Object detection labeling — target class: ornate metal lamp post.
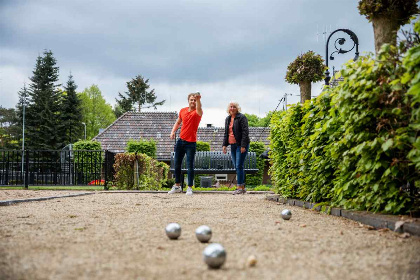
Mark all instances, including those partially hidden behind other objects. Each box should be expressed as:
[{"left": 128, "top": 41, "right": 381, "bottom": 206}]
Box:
[{"left": 325, "top": 29, "right": 360, "bottom": 85}]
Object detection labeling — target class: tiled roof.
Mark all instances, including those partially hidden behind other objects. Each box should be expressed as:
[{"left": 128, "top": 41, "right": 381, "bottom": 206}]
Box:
[{"left": 93, "top": 112, "right": 270, "bottom": 160}]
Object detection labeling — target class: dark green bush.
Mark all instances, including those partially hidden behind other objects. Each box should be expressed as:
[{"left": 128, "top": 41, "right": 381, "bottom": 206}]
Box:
[
  {"left": 269, "top": 22, "right": 420, "bottom": 214},
  {"left": 246, "top": 141, "right": 266, "bottom": 186},
  {"left": 126, "top": 139, "right": 157, "bottom": 158}
]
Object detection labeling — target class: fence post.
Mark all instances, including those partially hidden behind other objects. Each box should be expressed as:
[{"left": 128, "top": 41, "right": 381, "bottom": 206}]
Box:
[
  {"left": 104, "top": 150, "right": 109, "bottom": 190},
  {"left": 25, "top": 150, "right": 29, "bottom": 189}
]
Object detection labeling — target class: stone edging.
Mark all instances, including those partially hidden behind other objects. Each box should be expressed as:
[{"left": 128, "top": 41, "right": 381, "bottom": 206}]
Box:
[
  {"left": 266, "top": 194, "right": 420, "bottom": 237},
  {"left": 0, "top": 192, "right": 96, "bottom": 206}
]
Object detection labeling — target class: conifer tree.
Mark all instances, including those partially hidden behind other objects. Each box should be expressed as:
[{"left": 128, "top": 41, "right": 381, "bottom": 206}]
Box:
[
  {"left": 115, "top": 75, "right": 165, "bottom": 114},
  {"left": 26, "top": 50, "right": 63, "bottom": 150},
  {"left": 61, "top": 73, "right": 83, "bottom": 145}
]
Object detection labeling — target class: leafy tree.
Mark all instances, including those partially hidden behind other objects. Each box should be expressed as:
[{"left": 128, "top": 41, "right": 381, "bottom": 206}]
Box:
[
  {"left": 285, "top": 51, "right": 326, "bottom": 104},
  {"left": 358, "top": 0, "right": 419, "bottom": 54},
  {"left": 61, "top": 74, "right": 83, "bottom": 145},
  {"left": 115, "top": 75, "right": 165, "bottom": 114},
  {"left": 25, "top": 50, "right": 64, "bottom": 150},
  {"left": 244, "top": 112, "right": 273, "bottom": 127},
  {"left": 0, "top": 106, "right": 19, "bottom": 149},
  {"left": 79, "top": 85, "right": 116, "bottom": 139}
]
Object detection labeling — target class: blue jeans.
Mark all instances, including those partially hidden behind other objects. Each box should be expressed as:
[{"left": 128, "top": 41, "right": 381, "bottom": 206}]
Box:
[
  {"left": 230, "top": 143, "right": 249, "bottom": 186},
  {"left": 174, "top": 139, "right": 196, "bottom": 187}
]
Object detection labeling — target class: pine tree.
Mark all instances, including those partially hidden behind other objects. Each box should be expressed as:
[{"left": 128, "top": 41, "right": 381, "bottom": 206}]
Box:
[
  {"left": 26, "top": 50, "right": 62, "bottom": 150},
  {"left": 115, "top": 75, "right": 165, "bottom": 114},
  {"left": 14, "top": 84, "right": 30, "bottom": 147},
  {"left": 61, "top": 73, "right": 83, "bottom": 145}
]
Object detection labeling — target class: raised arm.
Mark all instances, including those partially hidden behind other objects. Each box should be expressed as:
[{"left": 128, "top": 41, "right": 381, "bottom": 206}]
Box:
[
  {"left": 170, "top": 117, "right": 182, "bottom": 139},
  {"left": 195, "top": 94, "right": 203, "bottom": 116}
]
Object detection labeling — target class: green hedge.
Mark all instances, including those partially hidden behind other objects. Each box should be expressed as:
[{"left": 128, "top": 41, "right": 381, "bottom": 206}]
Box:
[
  {"left": 126, "top": 139, "right": 156, "bottom": 158},
  {"left": 246, "top": 142, "right": 266, "bottom": 186},
  {"left": 73, "top": 140, "right": 103, "bottom": 183},
  {"left": 269, "top": 23, "right": 420, "bottom": 214},
  {"left": 113, "top": 153, "right": 169, "bottom": 190}
]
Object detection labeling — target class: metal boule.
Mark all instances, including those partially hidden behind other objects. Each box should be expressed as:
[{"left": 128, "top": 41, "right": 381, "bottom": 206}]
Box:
[
  {"left": 165, "top": 223, "right": 181, "bottom": 239},
  {"left": 203, "top": 243, "right": 226, "bottom": 269},
  {"left": 195, "top": 225, "right": 212, "bottom": 243},
  {"left": 281, "top": 209, "right": 292, "bottom": 220}
]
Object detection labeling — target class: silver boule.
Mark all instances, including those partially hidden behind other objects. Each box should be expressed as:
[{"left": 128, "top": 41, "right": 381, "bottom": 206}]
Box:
[
  {"left": 203, "top": 243, "right": 226, "bottom": 269},
  {"left": 195, "top": 225, "right": 212, "bottom": 243},
  {"left": 281, "top": 209, "right": 292, "bottom": 220},
  {"left": 165, "top": 223, "right": 181, "bottom": 239}
]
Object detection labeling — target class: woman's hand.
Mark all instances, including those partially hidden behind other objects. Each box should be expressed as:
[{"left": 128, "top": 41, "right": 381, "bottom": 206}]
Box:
[
  {"left": 222, "top": 146, "right": 227, "bottom": 154},
  {"left": 241, "top": 147, "right": 246, "bottom": 153}
]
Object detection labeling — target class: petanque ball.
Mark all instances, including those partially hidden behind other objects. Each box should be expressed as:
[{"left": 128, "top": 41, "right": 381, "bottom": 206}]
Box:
[
  {"left": 281, "top": 209, "right": 292, "bottom": 220},
  {"left": 203, "top": 243, "right": 226, "bottom": 269},
  {"left": 195, "top": 225, "right": 212, "bottom": 243},
  {"left": 165, "top": 223, "right": 181, "bottom": 239}
]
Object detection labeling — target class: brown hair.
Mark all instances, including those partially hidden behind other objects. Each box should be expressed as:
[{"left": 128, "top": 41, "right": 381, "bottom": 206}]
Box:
[{"left": 187, "top": 93, "right": 198, "bottom": 101}]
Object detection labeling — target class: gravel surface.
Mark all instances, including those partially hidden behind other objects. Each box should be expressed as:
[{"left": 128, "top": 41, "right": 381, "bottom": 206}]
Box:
[{"left": 0, "top": 191, "right": 419, "bottom": 280}]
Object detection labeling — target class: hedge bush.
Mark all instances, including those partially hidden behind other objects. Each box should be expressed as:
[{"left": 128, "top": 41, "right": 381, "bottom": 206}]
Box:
[
  {"left": 73, "top": 140, "right": 103, "bottom": 183},
  {"left": 269, "top": 22, "right": 420, "bottom": 214},
  {"left": 126, "top": 139, "right": 156, "bottom": 158},
  {"left": 113, "top": 153, "right": 169, "bottom": 190},
  {"left": 246, "top": 141, "right": 266, "bottom": 186}
]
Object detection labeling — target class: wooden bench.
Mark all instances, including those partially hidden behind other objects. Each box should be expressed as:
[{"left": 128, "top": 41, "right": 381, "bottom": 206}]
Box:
[{"left": 169, "top": 151, "right": 259, "bottom": 190}]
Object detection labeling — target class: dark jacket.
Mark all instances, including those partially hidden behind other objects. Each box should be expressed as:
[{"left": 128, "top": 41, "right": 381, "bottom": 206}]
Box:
[{"left": 223, "top": 112, "right": 250, "bottom": 148}]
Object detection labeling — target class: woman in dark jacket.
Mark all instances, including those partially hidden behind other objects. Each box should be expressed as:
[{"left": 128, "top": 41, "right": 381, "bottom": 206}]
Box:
[{"left": 222, "top": 101, "right": 250, "bottom": 194}]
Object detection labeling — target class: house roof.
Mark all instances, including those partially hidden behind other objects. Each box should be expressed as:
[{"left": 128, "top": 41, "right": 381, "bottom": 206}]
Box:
[{"left": 93, "top": 112, "right": 270, "bottom": 160}]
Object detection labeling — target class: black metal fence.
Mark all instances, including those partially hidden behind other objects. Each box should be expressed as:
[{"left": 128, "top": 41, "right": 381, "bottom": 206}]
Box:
[{"left": 0, "top": 150, "right": 115, "bottom": 188}]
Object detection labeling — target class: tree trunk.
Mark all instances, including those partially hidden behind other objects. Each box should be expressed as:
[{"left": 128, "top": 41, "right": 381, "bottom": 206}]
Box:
[
  {"left": 299, "top": 81, "right": 311, "bottom": 103},
  {"left": 372, "top": 16, "right": 400, "bottom": 55}
]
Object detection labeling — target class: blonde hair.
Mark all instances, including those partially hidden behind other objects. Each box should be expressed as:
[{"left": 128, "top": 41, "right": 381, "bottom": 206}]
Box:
[{"left": 226, "top": 101, "right": 241, "bottom": 115}]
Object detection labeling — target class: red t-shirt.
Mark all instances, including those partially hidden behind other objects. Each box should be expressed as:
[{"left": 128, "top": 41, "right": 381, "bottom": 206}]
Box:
[{"left": 179, "top": 107, "right": 202, "bottom": 142}]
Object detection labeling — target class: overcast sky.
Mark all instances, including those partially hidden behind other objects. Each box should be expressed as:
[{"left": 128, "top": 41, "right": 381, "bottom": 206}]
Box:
[{"left": 0, "top": 0, "right": 413, "bottom": 127}]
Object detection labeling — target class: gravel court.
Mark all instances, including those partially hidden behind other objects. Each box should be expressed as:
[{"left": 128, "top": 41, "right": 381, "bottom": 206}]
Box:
[{"left": 0, "top": 192, "right": 419, "bottom": 280}]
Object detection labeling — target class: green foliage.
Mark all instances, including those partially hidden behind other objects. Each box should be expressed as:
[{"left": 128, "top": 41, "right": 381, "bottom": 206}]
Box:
[
  {"left": 79, "top": 85, "right": 116, "bottom": 139},
  {"left": 73, "top": 140, "right": 103, "bottom": 182},
  {"left": 403, "top": 20, "right": 420, "bottom": 185},
  {"left": 285, "top": 51, "right": 327, "bottom": 84},
  {"left": 194, "top": 141, "right": 211, "bottom": 186},
  {"left": 126, "top": 139, "right": 157, "bottom": 158},
  {"left": 358, "top": 0, "right": 419, "bottom": 25},
  {"left": 244, "top": 112, "right": 272, "bottom": 127},
  {"left": 246, "top": 142, "right": 266, "bottom": 186},
  {"left": 113, "top": 153, "right": 169, "bottom": 190},
  {"left": 61, "top": 74, "right": 83, "bottom": 144},
  {"left": 25, "top": 50, "right": 64, "bottom": 150},
  {"left": 115, "top": 75, "right": 165, "bottom": 114},
  {"left": 0, "top": 106, "right": 19, "bottom": 149},
  {"left": 196, "top": 141, "right": 211, "bottom": 152},
  {"left": 270, "top": 27, "right": 420, "bottom": 214}
]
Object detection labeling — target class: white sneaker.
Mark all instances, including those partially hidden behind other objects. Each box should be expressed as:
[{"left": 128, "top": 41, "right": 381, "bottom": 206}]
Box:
[
  {"left": 168, "top": 186, "right": 182, "bottom": 194},
  {"left": 186, "top": 187, "right": 193, "bottom": 196}
]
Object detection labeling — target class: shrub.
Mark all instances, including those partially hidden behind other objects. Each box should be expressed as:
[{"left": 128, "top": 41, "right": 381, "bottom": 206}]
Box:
[
  {"left": 126, "top": 139, "right": 156, "bottom": 158},
  {"left": 73, "top": 140, "right": 103, "bottom": 183},
  {"left": 113, "top": 153, "right": 169, "bottom": 190},
  {"left": 246, "top": 142, "right": 266, "bottom": 186},
  {"left": 270, "top": 23, "right": 420, "bottom": 214}
]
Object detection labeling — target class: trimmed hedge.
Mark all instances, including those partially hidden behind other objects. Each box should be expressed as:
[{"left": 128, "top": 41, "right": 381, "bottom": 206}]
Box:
[
  {"left": 269, "top": 23, "right": 420, "bottom": 214},
  {"left": 126, "top": 139, "right": 157, "bottom": 158},
  {"left": 113, "top": 153, "right": 169, "bottom": 190},
  {"left": 246, "top": 142, "right": 266, "bottom": 186}
]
